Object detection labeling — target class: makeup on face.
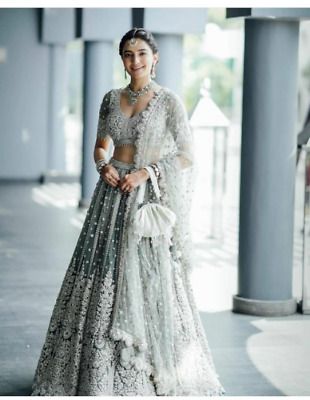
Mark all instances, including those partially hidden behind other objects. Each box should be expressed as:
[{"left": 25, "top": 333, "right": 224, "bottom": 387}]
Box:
[{"left": 123, "top": 40, "right": 154, "bottom": 70}]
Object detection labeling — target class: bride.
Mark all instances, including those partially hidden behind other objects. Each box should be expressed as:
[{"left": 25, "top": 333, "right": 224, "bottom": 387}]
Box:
[{"left": 31, "top": 27, "right": 226, "bottom": 396}]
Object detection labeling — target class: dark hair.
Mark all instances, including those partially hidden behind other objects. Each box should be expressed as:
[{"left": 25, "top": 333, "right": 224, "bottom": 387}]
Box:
[{"left": 119, "top": 27, "right": 159, "bottom": 56}]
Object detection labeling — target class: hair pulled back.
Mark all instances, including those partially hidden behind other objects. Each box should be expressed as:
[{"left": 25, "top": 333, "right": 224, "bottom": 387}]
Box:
[{"left": 119, "top": 27, "right": 159, "bottom": 56}]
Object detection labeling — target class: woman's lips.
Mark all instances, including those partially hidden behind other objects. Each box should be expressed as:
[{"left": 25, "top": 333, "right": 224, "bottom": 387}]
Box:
[{"left": 132, "top": 66, "right": 144, "bottom": 71}]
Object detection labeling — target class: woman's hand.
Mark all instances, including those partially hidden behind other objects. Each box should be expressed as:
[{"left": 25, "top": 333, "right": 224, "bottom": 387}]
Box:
[
  {"left": 119, "top": 169, "right": 149, "bottom": 193},
  {"left": 100, "top": 164, "right": 120, "bottom": 187}
]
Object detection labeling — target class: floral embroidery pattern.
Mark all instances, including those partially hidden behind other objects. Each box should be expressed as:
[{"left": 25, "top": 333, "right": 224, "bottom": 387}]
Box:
[{"left": 31, "top": 83, "right": 226, "bottom": 396}]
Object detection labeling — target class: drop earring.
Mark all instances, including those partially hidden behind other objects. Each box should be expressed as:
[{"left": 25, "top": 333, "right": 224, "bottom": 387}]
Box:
[
  {"left": 151, "top": 63, "right": 156, "bottom": 79},
  {"left": 124, "top": 68, "right": 127, "bottom": 79}
]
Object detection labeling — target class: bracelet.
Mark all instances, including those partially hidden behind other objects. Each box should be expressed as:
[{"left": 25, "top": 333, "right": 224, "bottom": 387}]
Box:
[
  {"left": 150, "top": 163, "right": 160, "bottom": 179},
  {"left": 151, "top": 164, "right": 159, "bottom": 179},
  {"left": 142, "top": 163, "right": 160, "bottom": 180},
  {"left": 96, "top": 159, "right": 108, "bottom": 174}
]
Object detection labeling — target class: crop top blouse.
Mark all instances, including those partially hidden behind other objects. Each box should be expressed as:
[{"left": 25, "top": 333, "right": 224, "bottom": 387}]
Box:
[
  {"left": 96, "top": 84, "right": 194, "bottom": 175},
  {"left": 96, "top": 88, "right": 148, "bottom": 147}
]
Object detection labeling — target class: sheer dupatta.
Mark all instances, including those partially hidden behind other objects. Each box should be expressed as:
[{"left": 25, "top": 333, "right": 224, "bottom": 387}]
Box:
[{"left": 107, "top": 83, "right": 222, "bottom": 395}]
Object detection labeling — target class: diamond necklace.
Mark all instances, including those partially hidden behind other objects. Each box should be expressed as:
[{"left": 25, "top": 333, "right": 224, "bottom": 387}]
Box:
[{"left": 125, "top": 80, "right": 154, "bottom": 105}]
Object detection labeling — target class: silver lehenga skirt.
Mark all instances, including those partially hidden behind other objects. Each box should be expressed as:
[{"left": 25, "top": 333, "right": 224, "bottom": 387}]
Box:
[
  {"left": 31, "top": 157, "right": 226, "bottom": 396},
  {"left": 31, "top": 158, "right": 157, "bottom": 396}
]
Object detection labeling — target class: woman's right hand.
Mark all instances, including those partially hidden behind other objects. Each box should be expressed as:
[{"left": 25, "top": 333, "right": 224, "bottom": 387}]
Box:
[{"left": 100, "top": 164, "right": 120, "bottom": 187}]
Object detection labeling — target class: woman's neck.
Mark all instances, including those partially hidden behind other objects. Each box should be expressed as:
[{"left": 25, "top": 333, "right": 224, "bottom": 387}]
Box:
[{"left": 129, "top": 78, "right": 152, "bottom": 92}]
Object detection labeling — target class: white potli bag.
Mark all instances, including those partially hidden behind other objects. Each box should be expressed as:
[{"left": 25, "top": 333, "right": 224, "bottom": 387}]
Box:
[{"left": 131, "top": 166, "right": 176, "bottom": 245}]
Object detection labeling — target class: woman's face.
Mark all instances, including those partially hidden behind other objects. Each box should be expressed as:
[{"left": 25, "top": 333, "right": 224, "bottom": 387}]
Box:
[{"left": 122, "top": 38, "right": 158, "bottom": 80}]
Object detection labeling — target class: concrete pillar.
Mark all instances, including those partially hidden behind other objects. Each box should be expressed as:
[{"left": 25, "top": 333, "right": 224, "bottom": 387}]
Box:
[
  {"left": 132, "top": 8, "right": 144, "bottom": 27},
  {"left": 233, "top": 19, "right": 299, "bottom": 316},
  {"left": 79, "top": 40, "right": 113, "bottom": 207},
  {"left": 47, "top": 44, "right": 67, "bottom": 173},
  {"left": 144, "top": 8, "right": 207, "bottom": 96},
  {"left": 153, "top": 33, "right": 183, "bottom": 96}
]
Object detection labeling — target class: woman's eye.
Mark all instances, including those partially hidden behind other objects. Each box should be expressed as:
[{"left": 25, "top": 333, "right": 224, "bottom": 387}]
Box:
[{"left": 124, "top": 52, "right": 146, "bottom": 58}]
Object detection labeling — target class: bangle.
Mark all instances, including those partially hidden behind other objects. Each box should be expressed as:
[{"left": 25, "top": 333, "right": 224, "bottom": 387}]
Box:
[
  {"left": 142, "top": 167, "right": 150, "bottom": 179},
  {"left": 150, "top": 163, "right": 160, "bottom": 179},
  {"left": 96, "top": 159, "right": 108, "bottom": 174}
]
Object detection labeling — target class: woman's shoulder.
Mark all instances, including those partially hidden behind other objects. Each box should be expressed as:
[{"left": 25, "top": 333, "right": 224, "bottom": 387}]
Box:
[
  {"left": 107, "top": 82, "right": 177, "bottom": 99},
  {"left": 101, "top": 87, "right": 122, "bottom": 101},
  {"left": 152, "top": 83, "right": 177, "bottom": 98},
  {"left": 99, "top": 88, "right": 121, "bottom": 110},
  {"left": 159, "top": 85, "right": 184, "bottom": 106},
  {"left": 102, "top": 84, "right": 183, "bottom": 109},
  {"left": 158, "top": 86, "right": 187, "bottom": 115},
  {"left": 100, "top": 89, "right": 113, "bottom": 105}
]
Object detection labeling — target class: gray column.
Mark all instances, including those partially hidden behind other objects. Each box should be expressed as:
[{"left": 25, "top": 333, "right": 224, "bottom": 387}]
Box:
[
  {"left": 80, "top": 40, "right": 113, "bottom": 207},
  {"left": 47, "top": 44, "right": 67, "bottom": 172},
  {"left": 233, "top": 19, "right": 299, "bottom": 316},
  {"left": 153, "top": 33, "right": 183, "bottom": 96}
]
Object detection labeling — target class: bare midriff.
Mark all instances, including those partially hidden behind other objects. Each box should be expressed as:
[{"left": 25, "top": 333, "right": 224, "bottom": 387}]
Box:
[{"left": 112, "top": 144, "right": 136, "bottom": 164}]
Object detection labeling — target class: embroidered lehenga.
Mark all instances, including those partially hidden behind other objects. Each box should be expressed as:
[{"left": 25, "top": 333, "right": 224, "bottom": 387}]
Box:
[{"left": 31, "top": 81, "right": 226, "bottom": 396}]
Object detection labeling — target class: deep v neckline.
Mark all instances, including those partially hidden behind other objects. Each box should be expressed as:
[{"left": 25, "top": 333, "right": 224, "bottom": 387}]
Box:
[{"left": 116, "top": 86, "right": 162, "bottom": 120}]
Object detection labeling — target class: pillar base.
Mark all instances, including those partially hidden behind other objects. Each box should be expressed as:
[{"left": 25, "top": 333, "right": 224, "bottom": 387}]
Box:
[
  {"left": 232, "top": 294, "right": 297, "bottom": 316},
  {"left": 40, "top": 171, "right": 79, "bottom": 184},
  {"left": 78, "top": 198, "right": 90, "bottom": 208}
]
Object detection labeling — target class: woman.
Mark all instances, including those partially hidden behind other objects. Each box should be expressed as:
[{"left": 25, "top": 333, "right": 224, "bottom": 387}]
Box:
[{"left": 31, "top": 28, "right": 226, "bottom": 396}]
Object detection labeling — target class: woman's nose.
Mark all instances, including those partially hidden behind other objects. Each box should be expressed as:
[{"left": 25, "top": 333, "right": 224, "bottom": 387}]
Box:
[{"left": 132, "top": 54, "right": 140, "bottom": 64}]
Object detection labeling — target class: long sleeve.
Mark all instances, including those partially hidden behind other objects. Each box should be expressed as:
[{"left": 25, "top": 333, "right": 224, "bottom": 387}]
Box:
[{"left": 96, "top": 90, "right": 113, "bottom": 140}]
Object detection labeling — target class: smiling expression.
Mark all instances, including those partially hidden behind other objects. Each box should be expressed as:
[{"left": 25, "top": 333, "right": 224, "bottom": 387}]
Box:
[{"left": 122, "top": 38, "right": 159, "bottom": 80}]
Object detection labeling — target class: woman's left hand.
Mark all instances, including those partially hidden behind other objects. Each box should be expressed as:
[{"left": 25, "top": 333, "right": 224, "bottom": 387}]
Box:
[{"left": 119, "top": 169, "right": 149, "bottom": 193}]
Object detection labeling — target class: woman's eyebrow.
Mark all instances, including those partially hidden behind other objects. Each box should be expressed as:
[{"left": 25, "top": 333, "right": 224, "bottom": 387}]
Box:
[{"left": 124, "top": 48, "right": 148, "bottom": 53}]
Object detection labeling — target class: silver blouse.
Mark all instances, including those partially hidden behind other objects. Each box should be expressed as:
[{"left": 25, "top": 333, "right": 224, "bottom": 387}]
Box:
[{"left": 97, "top": 88, "right": 147, "bottom": 147}]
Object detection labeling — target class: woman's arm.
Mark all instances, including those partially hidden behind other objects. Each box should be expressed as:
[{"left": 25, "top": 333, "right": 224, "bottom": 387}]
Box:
[
  {"left": 94, "top": 90, "right": 113, "bottom": 164},
  {"left": 94, "top": 136, "right": 111, "bottom": 163}
]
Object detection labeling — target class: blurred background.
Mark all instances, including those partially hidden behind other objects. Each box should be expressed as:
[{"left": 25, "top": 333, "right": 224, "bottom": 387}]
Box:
[{"left": 1, "top": 7, "right": 310, "bottom": 396}]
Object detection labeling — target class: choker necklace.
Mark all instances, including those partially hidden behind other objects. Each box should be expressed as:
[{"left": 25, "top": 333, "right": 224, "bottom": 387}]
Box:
[{"left": 125, "top": 80, "right": 154, "bottom": 105}]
